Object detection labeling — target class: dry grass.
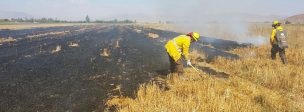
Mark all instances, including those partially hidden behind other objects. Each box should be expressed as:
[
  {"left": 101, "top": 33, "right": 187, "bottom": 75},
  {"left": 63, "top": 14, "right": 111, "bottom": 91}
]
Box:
[
  {"left": 0, "top": 37, "right": 16, "bottom": 44},
  {"left": 68, "top": 42, "right": 80, "bottom": 47},
  {"left": 106, "top": 24, "right": 304, "bottom": 111},
  {"left": 51, "top": 45, "right": 62, "bottom": 54},
  {"left": 26, "top": 31, "right": 69, "bottom": 39},
  {"left": 0, "top": 31, "right": 69, "bottom": 44},
  {"left": 115, "top": 40, "right": 121, "bottom": 48},
  {"left": 106, "top": 69, "right": 299, "bottom": 112},
  {"left": 212, "top": 45, "right": 304, "bottom": 105},
  {"left": 147, "top": 33, "right": 160, "bottom": 39},
  {"left": 101, "top": 48, "right": 110, "bottom": 57},
  {"left": 0, "top": 23, "right": 88, "bottom": 30}
]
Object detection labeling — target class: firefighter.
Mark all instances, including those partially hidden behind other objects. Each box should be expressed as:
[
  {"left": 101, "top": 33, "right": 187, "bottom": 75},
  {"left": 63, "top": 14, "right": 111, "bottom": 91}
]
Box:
[
  {"left": 270, "top": 21, "right": 288, "bottom": 64},
  {"left": 165, "top": 32, "right": 200, "bottom": 75}
]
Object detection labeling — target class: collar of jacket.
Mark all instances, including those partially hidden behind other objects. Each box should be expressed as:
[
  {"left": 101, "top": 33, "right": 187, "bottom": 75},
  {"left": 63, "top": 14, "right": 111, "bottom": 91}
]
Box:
[{"left": 276, "top": 26, "right": 283, "bottom": 31}]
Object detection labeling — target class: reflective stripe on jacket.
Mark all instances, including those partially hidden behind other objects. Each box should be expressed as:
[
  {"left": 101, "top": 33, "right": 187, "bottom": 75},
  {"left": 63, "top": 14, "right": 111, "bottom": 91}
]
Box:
[
  {"left": 270, "top": 26, "right": 284, "bottom": 45},
  {"left": 165, "top": 35, "right": 191, "bottom": 62}
]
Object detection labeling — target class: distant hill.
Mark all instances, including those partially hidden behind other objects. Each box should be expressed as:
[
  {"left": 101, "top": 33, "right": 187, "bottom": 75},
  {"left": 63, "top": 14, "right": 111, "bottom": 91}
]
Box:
[
  {"left": 0, "top": 11, "right": 33, "bottom": 19},
  {"left": 284, "top": 14, "right": 304, "bottom": 24}
]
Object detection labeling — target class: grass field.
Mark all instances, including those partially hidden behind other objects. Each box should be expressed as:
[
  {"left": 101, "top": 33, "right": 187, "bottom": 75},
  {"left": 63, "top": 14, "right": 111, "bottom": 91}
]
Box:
[
  {"left": 0, "top": 23, "right": 90, "bottom": 30},
  {"left": 106, "top": 24, "right": 304, "bottom": 111}
]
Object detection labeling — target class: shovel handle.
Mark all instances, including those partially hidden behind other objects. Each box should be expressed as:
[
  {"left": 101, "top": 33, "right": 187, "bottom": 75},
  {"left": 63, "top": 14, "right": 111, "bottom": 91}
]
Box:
[{"left": 190, "top": 65, "right": 200, "bottom": 73}]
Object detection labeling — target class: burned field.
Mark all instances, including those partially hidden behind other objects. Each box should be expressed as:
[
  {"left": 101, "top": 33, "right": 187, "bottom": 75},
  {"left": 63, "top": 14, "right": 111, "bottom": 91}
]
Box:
[{"left": 0, "top": 25, "right": 248, "bottom": 111}]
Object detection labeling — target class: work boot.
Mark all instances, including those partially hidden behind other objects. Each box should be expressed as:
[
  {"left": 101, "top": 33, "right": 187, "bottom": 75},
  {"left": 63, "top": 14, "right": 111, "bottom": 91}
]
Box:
[
  {"left": 282, "top": 59, "right": 288, "bottom": 64},
  {"left": 279, "top": 51, "right": 287, "bottom": 64}
]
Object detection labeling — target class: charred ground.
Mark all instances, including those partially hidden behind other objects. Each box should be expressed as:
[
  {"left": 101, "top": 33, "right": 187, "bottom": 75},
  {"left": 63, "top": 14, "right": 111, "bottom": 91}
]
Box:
[{"left": 0, "top": 24, "right": 248, "bottom": 111}]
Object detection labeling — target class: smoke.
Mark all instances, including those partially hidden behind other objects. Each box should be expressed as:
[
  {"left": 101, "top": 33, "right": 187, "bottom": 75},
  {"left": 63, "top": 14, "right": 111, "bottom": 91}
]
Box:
[
  {"left": 237, "top": 36, "right": 268, "bottom": 46},
  {"left": 152, "top": 0, "right": 276, "bottom": 45}
]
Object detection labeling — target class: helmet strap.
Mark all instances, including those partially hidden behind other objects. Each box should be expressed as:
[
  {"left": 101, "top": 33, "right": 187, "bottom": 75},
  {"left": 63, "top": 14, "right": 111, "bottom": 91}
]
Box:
[{"left": 187, "top": 32, "right": 193, "bottom": 38}]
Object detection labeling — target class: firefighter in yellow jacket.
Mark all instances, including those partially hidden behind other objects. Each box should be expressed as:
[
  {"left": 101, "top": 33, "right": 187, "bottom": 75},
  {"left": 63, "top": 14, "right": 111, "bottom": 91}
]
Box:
[
  {"left": 165, "top": 32, "right": 200, "bottom": 75},
  {"left": 270, "top": 21, "right": 287, "bottom": 64}
]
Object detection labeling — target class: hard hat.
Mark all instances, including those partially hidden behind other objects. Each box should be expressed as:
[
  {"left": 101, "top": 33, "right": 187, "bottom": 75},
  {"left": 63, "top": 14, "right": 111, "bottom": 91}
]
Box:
[
  {"left": 273, "top": 21, "right": 279, "bottom": 25},
  {"left": 187, "top": 32, "right": 200, "bottom": 41}
]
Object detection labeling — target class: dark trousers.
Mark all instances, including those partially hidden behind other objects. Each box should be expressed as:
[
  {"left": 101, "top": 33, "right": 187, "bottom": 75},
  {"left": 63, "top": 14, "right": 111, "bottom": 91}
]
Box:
[
  {"left": 271, "top": 44, "right": 287, "bottom": 64},
  {"left": 168, "top": 53, "right": 184, "bottom": 75}
]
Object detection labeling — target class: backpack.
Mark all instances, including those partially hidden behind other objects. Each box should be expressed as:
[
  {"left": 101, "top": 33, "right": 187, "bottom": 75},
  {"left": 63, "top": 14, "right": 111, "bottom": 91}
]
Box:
[{"left": 275, "top": 30, "right": 288, "bottom": 49}]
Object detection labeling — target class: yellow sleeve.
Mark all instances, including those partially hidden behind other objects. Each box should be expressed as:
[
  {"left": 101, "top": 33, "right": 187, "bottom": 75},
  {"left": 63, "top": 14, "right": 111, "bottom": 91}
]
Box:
[
  {"left": 270, "top": 29, "right": 276, "bottom": 44},
  {"left": 182, "top": 39, "right": 191, "bottom": 61}
]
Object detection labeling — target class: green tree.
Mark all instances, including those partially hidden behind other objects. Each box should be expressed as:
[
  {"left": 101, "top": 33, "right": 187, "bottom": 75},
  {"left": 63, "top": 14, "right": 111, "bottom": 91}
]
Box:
[
  {"left": 85, "top": 15, "right": 90, "bottom": 23},
  {"left": 285, "top": 21, "right": 291, "bottom": 24}
]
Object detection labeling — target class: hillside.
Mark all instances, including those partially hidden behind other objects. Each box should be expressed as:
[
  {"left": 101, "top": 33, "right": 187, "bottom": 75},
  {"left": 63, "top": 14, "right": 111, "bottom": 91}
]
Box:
[
  {"left": 285, "top": 14, "right": 304, "bottom": 24},
  {"left": 0, "top": 11, "right": 33, "bottom": 19}
]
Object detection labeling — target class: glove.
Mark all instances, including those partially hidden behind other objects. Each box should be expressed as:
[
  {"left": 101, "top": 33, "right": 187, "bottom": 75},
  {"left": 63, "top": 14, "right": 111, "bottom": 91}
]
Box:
[{"left": 187, "top": 60, "right": 192, "bottom": 66}]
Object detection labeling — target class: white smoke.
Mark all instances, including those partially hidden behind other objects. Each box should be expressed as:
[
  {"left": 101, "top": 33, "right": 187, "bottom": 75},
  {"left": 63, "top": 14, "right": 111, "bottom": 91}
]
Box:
[
  {"left": 152, "top": 0, "right": 278, "bottom": 46},
  {"left": 238, "top": 36, "right": 268, "bottom": 46}
]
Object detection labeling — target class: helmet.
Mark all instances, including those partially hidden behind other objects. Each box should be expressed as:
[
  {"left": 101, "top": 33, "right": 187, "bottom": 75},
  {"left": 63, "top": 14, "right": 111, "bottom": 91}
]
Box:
[
  {"left": 273, "top": 21, "right": 279, "bottom": 25},
  {"left": 187, "top": 32, "right": 200, "bottom": 41}
]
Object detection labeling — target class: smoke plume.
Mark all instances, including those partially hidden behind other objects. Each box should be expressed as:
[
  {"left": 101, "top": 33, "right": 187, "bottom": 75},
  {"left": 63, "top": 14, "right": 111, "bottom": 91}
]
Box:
[{"left": 152, "top": 0, "right": 281, "bottom": 45}]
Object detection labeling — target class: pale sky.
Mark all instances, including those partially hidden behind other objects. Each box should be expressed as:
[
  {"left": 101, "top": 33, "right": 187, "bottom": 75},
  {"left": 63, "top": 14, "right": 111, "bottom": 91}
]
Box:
[{"left": 0, "top": 0, "right": 303, "bottom": 21}]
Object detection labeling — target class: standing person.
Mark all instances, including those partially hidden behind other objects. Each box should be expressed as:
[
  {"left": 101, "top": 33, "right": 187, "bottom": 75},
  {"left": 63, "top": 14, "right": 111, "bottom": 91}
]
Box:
[
  {"left": 270, "top": 21, "right": 288, "bottom": 64},
  {"left": 165, "top": 32, "right": 200, "bottom": 76}
]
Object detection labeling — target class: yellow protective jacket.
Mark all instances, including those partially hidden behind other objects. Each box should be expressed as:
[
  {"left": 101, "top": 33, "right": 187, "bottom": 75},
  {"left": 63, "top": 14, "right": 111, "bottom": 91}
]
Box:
[
  {"left": 165, "top": 35, "right": 191, "bottom": 62},
  {"left": 270, "top": 26, "right": 284, "bottom": 45}
]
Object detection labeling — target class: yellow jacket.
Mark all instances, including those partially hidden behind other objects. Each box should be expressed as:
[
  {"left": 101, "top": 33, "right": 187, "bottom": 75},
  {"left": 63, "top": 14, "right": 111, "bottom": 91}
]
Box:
[
  {"left": 165, "top": 35, "right": 191, "bottom": 62},
  {"left": 270, "top": 26, "right": 284, "bottom": 45}
]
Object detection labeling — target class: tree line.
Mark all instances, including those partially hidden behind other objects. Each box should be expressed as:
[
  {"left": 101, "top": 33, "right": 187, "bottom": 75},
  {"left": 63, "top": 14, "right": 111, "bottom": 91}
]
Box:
[{"left": 0, "top": 15, "right": 136, "bottom": 24}]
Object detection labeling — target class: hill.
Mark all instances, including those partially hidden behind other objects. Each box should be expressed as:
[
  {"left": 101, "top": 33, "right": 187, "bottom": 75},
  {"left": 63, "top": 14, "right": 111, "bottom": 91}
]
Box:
[
  {"left": 0, "top": 11, "right": 33, "bottom": 19},
  {"left": 285, "top": 14, "right": 304, "bottom": 24}
]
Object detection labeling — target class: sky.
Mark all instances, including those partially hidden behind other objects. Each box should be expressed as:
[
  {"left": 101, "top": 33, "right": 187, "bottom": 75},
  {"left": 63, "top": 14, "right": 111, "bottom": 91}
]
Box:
[{"left": 0, "top": 0, "right": 304, "bottom": 21}]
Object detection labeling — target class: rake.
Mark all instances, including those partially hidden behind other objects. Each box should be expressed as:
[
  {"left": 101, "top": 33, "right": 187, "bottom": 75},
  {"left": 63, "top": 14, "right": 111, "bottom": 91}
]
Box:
[{"left": 189, "top": 64, "right": 205, "bottom": 78}]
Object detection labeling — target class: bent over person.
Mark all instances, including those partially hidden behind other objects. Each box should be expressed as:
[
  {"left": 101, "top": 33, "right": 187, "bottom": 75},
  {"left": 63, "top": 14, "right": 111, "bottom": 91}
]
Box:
[
  {"left": 270, "top": 21, "right": 288, "bottom": 64},
  {"left": 165, "top": 32, "right": 200, "bottom": 75}
]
